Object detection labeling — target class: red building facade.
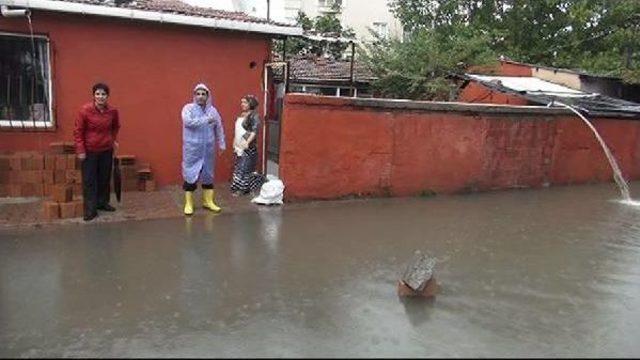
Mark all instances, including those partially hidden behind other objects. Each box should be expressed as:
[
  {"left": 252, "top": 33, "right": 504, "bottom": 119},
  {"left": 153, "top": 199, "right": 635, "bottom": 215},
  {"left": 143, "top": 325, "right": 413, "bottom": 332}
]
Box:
[{"left": 0, "top": 1, "right": 299, "bottom": 185}]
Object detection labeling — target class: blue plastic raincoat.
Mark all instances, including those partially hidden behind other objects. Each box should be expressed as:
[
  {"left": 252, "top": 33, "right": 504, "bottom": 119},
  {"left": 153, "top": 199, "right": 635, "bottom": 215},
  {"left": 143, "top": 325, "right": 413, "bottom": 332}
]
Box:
[{"left": 181, "top": 83, "right": 226, "bottom": 185}]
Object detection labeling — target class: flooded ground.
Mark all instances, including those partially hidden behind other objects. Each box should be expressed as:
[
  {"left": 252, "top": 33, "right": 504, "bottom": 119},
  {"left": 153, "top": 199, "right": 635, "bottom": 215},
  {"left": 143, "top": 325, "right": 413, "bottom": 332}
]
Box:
[{"left": 2, "top": 182, "right": 640, "bottom": 357}]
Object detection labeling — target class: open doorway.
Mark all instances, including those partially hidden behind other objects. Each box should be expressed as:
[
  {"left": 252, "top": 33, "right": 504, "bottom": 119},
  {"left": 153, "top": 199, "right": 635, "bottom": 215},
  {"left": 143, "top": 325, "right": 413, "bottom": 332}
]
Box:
[{"left": 262, "top": 61, "right": 288, "bottom": 177}]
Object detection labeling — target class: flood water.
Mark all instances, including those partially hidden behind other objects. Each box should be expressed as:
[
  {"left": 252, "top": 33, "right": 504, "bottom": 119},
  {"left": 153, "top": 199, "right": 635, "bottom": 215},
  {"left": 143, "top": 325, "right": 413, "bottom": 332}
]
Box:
[{"left": 2, "top": 182, "right": 640, "bottom": 357}]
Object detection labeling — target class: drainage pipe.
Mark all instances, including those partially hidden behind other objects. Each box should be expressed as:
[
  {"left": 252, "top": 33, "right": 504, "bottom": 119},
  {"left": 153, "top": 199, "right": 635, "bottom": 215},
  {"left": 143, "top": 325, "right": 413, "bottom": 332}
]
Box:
[
  {"left": 550, "top": 100, "right": 631, "bottom": 201},
  {"left": 1, "top": 5, "right": 30, "bottom": 17}
]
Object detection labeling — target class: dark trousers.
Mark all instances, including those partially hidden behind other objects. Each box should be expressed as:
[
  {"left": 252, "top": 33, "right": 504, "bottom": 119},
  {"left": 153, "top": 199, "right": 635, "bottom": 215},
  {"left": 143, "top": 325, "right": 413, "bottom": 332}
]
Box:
[
  {"left": 82, "top": 149, "right": 113, "bottom": 216},
  {"left": 183, "top": 182, "right": 213, "bottom": 191}
]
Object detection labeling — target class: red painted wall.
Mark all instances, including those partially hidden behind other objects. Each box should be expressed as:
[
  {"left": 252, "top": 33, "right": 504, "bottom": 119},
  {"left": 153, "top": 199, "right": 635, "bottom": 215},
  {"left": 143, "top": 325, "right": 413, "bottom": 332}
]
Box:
[
  {"left": 0, "top": 11, "right": 269, "bottom": 185},
  {"left": 458, "top": 81, "right": 529, "bottom": 105},
  {"left": 498, "top": 60, "right": 533, "bottom": 76},
  {"left": 280, "top": 95, "right": 640, "bottom": 200}
]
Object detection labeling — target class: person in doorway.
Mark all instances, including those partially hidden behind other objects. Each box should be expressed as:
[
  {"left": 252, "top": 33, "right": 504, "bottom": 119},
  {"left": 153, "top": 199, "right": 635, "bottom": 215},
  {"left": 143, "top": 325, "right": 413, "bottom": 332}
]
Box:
[
  {"left": 181, "top": 83, "right": 226, "bottom": 215},
  {"left": 230, "top": 95, "right": 265, "bottom": 196},
  {"left": 74, "top": 82, "right": 120, "bottom": 222}
]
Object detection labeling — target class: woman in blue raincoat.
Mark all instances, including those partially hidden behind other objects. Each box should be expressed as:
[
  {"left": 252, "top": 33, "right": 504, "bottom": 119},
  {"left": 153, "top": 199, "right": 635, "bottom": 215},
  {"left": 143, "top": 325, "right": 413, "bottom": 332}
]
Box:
[{"left": 182, "top": 83, "right": 226, "bottom": 215}]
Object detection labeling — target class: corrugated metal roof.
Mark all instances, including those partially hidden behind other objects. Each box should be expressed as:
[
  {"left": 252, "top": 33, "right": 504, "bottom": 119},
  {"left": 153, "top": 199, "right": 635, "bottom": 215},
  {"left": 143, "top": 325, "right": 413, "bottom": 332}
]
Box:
[
  {"left": 464, "top": 74, "right": 640, "bottom": 118},
  {"left": 467, "top": 75, "right": 593, "bottom": 98}
]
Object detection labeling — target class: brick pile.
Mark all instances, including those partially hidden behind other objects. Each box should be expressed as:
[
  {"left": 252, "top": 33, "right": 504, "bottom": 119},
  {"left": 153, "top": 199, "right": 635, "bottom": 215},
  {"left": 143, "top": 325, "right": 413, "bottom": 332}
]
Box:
[
  {"left": 0, "top": 142, "right": 82, "bottom": 199},
  {"left": 42, "top": 184, "right": 83, "bottom": 220},
  {"left": 117, "top": 155, "right": 156, "bottom": 192},
  {"left": 1, "top": 143, "right": 157, "bottom": 221},
  {"left": 46, "top": 142, "right": 84, "bottom": 220}
]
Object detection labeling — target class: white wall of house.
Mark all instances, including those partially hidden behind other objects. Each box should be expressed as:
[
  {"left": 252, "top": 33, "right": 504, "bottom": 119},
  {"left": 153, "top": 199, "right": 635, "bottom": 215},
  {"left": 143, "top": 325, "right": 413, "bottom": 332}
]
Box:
[
  {"left": 234, "top": 0, "right": 288, "bottom": 22},
  {"left": 180, "top": 0, "right": 289, "bottom": 23},
  {"left": 339, "top": 0, "right": 403, "bottom": 41},
  {"left": 283, "top": 0, "right": 403, "bottom": 41},
  {"left": 181, "top": 0, "right": 235, "bottom": 11},
  {"left": 182, "top": 0, "right": 401, "bottom": 40}
]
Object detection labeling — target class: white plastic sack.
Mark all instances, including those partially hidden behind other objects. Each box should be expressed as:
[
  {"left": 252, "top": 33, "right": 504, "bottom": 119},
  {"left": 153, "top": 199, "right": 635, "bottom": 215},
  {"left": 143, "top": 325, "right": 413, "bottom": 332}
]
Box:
[{"left": 251, "top": 175, "right": 284, "bottom": 205}]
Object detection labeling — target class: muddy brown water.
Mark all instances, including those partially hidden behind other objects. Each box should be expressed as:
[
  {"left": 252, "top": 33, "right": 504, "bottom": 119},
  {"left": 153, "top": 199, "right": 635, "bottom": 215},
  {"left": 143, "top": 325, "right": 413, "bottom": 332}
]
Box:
[{"left": 2, "top": 182, "right": 640, "bottom": 357}]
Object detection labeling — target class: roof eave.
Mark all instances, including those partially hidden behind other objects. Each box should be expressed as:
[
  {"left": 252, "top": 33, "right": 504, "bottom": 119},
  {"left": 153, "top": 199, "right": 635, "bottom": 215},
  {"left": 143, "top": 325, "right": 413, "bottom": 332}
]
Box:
[
  {"left": 0, "top": 0, "right": 303, "bottom": 36},
  {"left": 291, "top": 77, "right": 375, "bottom": 84},
  {"left": 501, "top": 58, "right": 623, "bottom": 81},
  {"left": 461, "top": 74, "right": 640, "bottom": 119}
]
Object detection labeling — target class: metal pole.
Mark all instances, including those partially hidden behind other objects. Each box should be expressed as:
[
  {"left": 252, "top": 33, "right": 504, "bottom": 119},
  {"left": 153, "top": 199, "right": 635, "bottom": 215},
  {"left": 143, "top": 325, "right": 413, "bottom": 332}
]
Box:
[
  {"left": 285, "top": 60, "right": 291, "bottom": 94},
  {"left": 262, "top": 64, "right": 269, "bottom": 174},
  {"left": 266, "top": 0, "right": 270, "bottom": 21},
  {"left": 349, "top": 41, "right": 355, "bottom": 97},
  {"left": 282, "top": 37, "right": 287, "bottom": 61}
]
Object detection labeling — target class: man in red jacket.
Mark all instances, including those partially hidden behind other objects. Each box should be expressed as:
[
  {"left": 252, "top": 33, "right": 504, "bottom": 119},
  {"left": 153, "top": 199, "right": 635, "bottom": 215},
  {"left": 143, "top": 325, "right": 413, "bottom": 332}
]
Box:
[{"left": 74, "top": 82, "right": 120, "bottom": 221}]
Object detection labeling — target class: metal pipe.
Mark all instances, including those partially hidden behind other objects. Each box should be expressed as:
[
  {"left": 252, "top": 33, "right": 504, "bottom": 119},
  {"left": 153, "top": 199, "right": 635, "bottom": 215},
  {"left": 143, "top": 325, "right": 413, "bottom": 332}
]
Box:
[
  {"left": 1, "top": 5, "right": 30, "bottom": 17},
  {"left": 281, "top": 37, "right": 287, "bottom": 61},
  {"left": 349, "top": 41, "right": 355, "bottom": 97},
  {"left": 266, "top": 0, "right": 270, "bottom": 21}
]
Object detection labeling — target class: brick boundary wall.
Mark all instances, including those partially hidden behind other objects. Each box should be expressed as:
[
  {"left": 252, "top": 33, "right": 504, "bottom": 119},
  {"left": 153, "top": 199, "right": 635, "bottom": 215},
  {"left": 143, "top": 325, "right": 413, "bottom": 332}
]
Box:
[{"left": 279, "top": 94, "right": 640, "bottom": 200}]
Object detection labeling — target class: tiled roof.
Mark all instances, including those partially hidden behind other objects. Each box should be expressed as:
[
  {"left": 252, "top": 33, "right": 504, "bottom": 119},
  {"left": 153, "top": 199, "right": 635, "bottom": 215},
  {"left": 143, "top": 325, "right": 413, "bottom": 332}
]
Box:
[
  {"left": 47, "top": 0, "right": 295, "bottom": 27},
  {"left": 289, "top": 56, "right": 376, "bottom": 83}
]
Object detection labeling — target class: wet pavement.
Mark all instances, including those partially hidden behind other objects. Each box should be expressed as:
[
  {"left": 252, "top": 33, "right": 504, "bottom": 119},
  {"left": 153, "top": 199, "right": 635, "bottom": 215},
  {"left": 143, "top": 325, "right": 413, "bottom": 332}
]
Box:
[
  {"left": 0, "top": 184, "right": 262, "bottom": 230},
  {"left": 2, "top": 182, "right": 640, "bottom": 357}
]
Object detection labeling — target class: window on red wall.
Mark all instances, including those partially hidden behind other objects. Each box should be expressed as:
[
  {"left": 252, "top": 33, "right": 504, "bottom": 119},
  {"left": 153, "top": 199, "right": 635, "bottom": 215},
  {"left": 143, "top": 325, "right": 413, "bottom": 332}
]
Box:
[{"left": 0, "top": 32, "right": 53, "bottom": 130}]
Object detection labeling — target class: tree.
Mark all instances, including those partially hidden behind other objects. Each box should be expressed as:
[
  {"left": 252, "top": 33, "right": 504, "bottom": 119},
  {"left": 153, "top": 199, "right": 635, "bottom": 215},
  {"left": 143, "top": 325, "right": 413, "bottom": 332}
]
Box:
[
  {"left": 361, "top": 26, "right": 497, "bottom": 100},
  {"left": 386, "top": 0, "right": 640, "bottom": 83},
  {"left": 273, "top": 7, "right": 355, "bottom": 60},
  {"left": 362, "top": 0, "right": 640, "bottom": 99}
]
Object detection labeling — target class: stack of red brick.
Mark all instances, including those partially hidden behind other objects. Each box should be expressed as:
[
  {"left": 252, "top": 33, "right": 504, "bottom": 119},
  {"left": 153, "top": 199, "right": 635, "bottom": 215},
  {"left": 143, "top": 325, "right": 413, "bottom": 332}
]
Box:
[
  {"left": 42, "top": 184, "right": 84, "bottom": 220},
  {"left": 1, "top": 144, "right": 157, "bottom": 221},
  {"left": 118, "top": 155, "right": 156, "bottom": 192},
  {"left": 0, "top": 142, "right": 82, "bottom": 199},
  {"left": 44, "top": 142, "right": 84, "bottom": 220}
]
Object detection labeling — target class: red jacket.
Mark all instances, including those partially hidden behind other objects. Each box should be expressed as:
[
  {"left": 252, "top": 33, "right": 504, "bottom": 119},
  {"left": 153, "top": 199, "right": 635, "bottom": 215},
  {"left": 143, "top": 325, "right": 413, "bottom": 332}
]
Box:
[{"left": 74, "top": 102, "right": 120, "bottom": 154}]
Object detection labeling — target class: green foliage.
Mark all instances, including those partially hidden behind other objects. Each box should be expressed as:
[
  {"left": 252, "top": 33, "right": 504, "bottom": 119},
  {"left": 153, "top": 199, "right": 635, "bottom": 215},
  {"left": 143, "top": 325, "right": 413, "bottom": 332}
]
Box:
[
  {"left": 273, "top": 10, "right": 355, "bottom": 59},
  {"left": 361, "top": 26, "right": 496, "bottom": 100},
  {"left": 365, "top": 0, "right": 640, "bottom": 99},
  {"left": 394, "top": 0, "right": 639, "bottom": 75}
]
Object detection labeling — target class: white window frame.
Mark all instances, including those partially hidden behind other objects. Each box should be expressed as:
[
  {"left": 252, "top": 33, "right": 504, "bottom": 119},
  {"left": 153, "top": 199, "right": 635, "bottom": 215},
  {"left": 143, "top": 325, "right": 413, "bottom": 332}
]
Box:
[
  {"left": 372, "top": 22, "right": 389, "bottom": 39},
  {"left": 0, "top": 31, "right": 54, "bottom": 130},
  {"left": 292, "top": 83, "right": 359, "bottom": 97},
  {"left": 318, "top": 0, "right": 343, "bottom": 10}
]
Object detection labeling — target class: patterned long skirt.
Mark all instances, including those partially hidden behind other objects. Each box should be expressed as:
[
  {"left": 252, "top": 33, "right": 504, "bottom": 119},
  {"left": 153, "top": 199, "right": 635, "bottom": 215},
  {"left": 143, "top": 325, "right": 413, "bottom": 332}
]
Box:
[{"left": 230, "top": 146, "right": 265, "bottom": 194}]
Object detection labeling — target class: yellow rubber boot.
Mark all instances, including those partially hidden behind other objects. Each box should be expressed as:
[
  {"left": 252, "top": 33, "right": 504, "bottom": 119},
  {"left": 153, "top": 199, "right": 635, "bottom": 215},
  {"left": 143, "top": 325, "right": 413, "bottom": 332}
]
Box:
[
  {"left": 184, "top": 191, "right": 194, "bottom": 216},
  {"left": 203, "top": 189, "right": 222, "bottom": 212}
]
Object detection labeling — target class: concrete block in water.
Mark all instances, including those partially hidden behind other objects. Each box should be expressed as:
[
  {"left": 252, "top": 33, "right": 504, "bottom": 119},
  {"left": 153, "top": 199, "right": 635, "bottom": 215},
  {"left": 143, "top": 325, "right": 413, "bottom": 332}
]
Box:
[
  {"left": 402, "top": 252, "right": 436, "bottom": 291},
  {"left": 397, "top": 278, "right": 438, "bottom": 298},
  {"left": 398, "top": 252, "right": 438, "bottom": 298}
]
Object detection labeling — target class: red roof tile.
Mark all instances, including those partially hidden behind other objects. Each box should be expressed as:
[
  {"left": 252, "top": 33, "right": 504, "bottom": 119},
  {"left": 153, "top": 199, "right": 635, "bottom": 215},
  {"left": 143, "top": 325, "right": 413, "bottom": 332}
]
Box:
[
  {"left": 48, "top": 0, "right": 295, "bottom": 27},
  {"left": 289, "top": 56, "right": 376, "bottom": 82}
]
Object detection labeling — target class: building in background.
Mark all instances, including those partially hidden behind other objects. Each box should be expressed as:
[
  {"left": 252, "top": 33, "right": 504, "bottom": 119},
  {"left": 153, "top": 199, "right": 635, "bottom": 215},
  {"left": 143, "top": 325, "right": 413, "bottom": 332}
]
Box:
[
  {"left": 497, "top": 59, "right": 640, "bottom": 104},
  {"left": 283, "top": 0, "right": 402, "bottom": 41},
  {"left": 287, "top": 55, "right": 376, "bottom": 97}
]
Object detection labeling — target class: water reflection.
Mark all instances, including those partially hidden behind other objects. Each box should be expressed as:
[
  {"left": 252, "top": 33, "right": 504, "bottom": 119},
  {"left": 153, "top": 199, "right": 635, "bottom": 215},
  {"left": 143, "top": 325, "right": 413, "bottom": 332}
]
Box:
[
  {"left": 399, "top": 297, "right": 435, "bottom": 327},
  {"left": 179, "top": 217, "right": 218, "bottom": 325},
  {"left": 0, "top": 239, "right": 62, "bottom": 340},
  {"left": 257, "top": 207, "right": 282, "bottom": 255},
  {"left": 2, "top": 182, "right": 640, "bottom": 357}
]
